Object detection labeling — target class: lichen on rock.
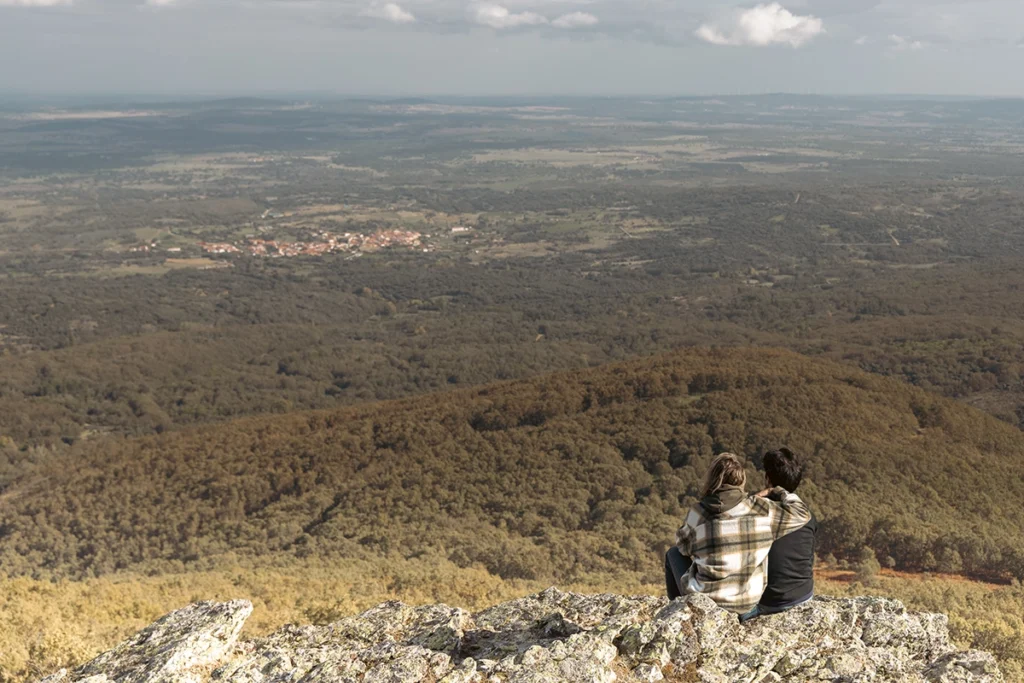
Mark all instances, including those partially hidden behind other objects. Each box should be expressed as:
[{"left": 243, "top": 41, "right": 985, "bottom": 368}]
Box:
[
  {"left": 38, "top": 589, "right": 1003, "bottom": 683},
  {"left": 39, "top": 600, "right": 252, "bottom": 683}
]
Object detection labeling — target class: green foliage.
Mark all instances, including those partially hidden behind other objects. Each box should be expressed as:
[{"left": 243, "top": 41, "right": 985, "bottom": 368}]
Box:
[
  {"left": 3, "top": 348, "right": 1024, "bottom": 586},
  {"left": 855, "top": 548, "right": 881, "bottom": 586}
]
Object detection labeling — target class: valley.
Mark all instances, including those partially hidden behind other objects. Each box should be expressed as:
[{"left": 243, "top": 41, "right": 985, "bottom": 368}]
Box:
[{"left": 2, "top": 95, "right": 1024, "bottom": 682}]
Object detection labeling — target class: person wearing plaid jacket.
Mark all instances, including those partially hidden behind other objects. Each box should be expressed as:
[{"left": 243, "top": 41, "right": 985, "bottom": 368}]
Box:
[{"left": 664, "top": 452, "right": 811, "bottom": 614}]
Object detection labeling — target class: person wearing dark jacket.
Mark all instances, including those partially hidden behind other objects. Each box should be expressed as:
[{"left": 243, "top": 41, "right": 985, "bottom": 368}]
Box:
[{"left": 739, "top": 447, "right": 818, "bottom": 623}]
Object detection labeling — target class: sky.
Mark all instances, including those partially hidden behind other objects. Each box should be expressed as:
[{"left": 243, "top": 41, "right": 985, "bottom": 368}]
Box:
[{"left": 2, "top": 0, "right": 1023, "bottom": 96}]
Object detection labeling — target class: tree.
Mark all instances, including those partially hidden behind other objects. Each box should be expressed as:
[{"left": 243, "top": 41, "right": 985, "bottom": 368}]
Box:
[
  {"left": 937, "top": 547, "right": 964, "bottom": 575},
  {"left": 856, "top": 547, "right": 882, "bottom": 586}
]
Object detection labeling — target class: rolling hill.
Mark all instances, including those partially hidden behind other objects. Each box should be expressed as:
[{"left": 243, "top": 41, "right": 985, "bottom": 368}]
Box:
[{"left": 2, "top": 347, "right": 1023, "bottom": 585}]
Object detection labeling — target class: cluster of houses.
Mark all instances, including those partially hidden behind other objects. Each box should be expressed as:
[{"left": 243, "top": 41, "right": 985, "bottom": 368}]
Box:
[
  {"left": 198, "top": 229, "right": 425, "bottom": 258},
  {"left": 128, "top": 218, "right": 477, "bottom": 260}
]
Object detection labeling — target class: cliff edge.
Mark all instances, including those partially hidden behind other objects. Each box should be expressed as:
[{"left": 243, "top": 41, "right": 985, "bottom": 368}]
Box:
[{"left": 38, "top": 588, "right": 1002, "bottom": 683}]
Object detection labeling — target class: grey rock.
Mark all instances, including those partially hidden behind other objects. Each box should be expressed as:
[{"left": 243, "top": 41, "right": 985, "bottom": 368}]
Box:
[
  {"left": 44, "top": 600, "right": 252, "bottom": 683},
  {"left": 630, "top": 664, "right": 663, "bottom": 682},
  {"left": 615, "top": 599, "right": 698, "bottom": 670},
  {"left": 38, "top": 590, "right": 1003, "bottom": 683},
  {"left": 925, "top": 650, "right": 1003, "bottom": 683},
  {"left": 36, "top": 672, "right": 68, "bottom": 683}
]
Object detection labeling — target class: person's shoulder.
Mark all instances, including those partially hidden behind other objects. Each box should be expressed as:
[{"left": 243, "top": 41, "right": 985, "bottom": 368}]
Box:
[
  {"left": 685, "top": 503, "right": 706, "bottom": 525},
  {"left": 744, "top": 494, "right": 773, "bottom": 515}
]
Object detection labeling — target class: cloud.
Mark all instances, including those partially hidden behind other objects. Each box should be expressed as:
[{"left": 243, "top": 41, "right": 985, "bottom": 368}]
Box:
[
  {"left": 552, "top": 11, "right": 598, "bottom": 29},
  {"left": 854, "top": 35, "right": 869, "bottom": 46},
  {"left": 472, "top": 5, "right": 598, "bottom": 32},
  {"left": 473, "top": 3, "right": 548, "bottom": 29},
  {"left": 0, "top": 0, "right": 70, "bottom": 6},
  {"left": 888, "top": 34, "right": 924, "bottom": 51},
  {"left": 145, "top": 0, "right": 178, "bottom": 7},
  {"left": 364, "top": 2, "right": 416, "bottom": 23},
  {"left": 696, "top": 3, "right": 824, "bottom": 48}
]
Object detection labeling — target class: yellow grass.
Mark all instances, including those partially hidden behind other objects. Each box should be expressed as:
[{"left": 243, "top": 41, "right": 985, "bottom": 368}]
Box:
[
  {"left": 5, "top": 560, "right": 1023, "bottom": 683},
  {"left": 0, "top": 559, "right": 652, "bottom": 681}
]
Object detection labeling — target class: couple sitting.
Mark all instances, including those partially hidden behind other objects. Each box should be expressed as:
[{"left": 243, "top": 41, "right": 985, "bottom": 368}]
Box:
[{"left": 665, "top": 448, "right": 816, "bottom": 622}]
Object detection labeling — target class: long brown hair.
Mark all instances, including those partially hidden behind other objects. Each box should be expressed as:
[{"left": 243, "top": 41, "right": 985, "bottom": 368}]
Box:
[{"left": 700, "top": 453, "right": 747, "bottom": 499}]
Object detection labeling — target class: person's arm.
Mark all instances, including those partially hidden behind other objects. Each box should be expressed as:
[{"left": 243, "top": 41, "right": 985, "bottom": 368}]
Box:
[
  {"left": 675, "top": 522, "right": 694, "bottom": 557},
  {"left": 765, "top": 487, "right": 811, "bottom": 539}
]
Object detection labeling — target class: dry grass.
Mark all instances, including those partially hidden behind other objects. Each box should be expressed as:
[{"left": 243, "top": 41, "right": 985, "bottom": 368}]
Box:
[
  {"left": 6, "top": 560, "right": 1024, "bottom": 682},
  {"left": 0, "top": 559, "right": 654, "bottom": 681}
]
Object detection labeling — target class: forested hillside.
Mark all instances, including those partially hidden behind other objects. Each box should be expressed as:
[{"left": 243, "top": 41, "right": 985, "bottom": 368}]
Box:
[
  {"left": 3, "top": 347, "right": 1023, "bottom": 583},
  {"left": 3, "top": 251, "right": 1023, "bottom": 451}
]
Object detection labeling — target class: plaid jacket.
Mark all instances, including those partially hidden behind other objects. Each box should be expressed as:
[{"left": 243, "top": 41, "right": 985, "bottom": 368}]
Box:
[{"left": 674, "top": 486, "right": 811, "bottom": 613}]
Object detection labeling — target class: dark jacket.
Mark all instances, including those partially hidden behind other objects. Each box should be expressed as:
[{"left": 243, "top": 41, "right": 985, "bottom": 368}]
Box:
[{"left": 760, "top": 511, "right": 817, "bottom": 609}]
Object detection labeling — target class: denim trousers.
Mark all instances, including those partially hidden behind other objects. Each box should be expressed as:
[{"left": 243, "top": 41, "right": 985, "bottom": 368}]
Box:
[{"left": 664, "top": 546, "right": 693, "bottom": 600}]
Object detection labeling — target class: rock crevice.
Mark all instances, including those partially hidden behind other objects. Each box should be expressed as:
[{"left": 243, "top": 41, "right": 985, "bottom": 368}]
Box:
[{"left": 39, "top": 589, "right": 1002, "bottom": 683}]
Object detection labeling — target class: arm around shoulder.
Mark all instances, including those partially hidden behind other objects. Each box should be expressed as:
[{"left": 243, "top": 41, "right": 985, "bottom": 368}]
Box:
[{"left": 767, "top": 487, "right": 811, "bottom": 539}]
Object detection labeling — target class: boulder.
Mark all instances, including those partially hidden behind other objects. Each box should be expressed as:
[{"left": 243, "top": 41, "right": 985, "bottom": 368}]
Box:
[{"left": 40, "top": 600, "right": 252, "bottom": 683}]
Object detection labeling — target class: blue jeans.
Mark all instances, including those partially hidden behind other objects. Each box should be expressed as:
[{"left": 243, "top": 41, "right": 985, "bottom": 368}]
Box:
[
  {"left": 664, "top": 547, "right": 693, "bottom": 600},
  {"left": 739, "top": 593, "right": 814, "bottom": 623}
]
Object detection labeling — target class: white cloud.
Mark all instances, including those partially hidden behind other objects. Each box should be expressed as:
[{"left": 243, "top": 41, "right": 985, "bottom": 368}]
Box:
[
  {"left": 364, "top": 2, "right": 416, "bottom": 23},
  {"left": 145, "top": 0, "right": 178, "bottom": 7},
  {"left": 0, "top": 0, "right": 70, "bottom": 6},
  {"left": 854, "top": 35, "right": 869, "bottom": 46},
  {"left": 696, "top": 3, "right": 824, "bottom": 48},
  {"left": 552, "top": 11, "right": 598, "bottom": 29},
  {"left": 473, "top": 3, "right": 548, "bottom": 29},
  {"left": 888, "top": 34, "right": 925, "bottom": 50}
]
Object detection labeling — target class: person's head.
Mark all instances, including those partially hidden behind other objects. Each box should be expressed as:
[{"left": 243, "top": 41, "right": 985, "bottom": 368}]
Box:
[
  {"left": 763, "top": 447, "right": 803, "bottom": 492},
  {"left": 700, "top": 452, "right": 747, "bottom": 499}
]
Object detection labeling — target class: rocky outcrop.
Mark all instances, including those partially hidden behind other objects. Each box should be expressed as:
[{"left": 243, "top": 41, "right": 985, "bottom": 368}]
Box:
[
  {"left": 38, "top": 589, "right": 1002, "bottom": 683},
  {"left": 39, "top": 600, "right": 252, "bottom": 683}
]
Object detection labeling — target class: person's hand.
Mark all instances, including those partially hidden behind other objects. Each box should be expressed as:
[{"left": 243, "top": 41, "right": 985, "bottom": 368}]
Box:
[{"left": 756, "top": 488, "right": 772, "bottom": 498}]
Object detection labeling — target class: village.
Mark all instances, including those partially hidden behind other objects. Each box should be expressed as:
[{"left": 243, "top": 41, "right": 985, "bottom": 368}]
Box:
[
  {"left": 120, "top": 203, "right": 484, "bottom": 260},
  {"left": 198, "top": 228, "right": 427, "bottom": 258}
]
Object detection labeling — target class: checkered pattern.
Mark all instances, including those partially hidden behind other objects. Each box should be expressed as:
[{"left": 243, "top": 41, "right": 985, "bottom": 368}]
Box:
[{"left": 674, "top": 488, "right": 811, "bottom": 613}]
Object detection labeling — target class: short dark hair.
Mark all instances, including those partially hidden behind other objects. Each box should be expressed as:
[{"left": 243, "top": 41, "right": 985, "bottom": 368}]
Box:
[{"left": 763, "top": 447, "right": 803, "bottom": 492}]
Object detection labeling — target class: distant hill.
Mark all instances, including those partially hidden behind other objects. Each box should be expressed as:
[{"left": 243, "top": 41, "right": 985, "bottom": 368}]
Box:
[{"left": 2, "top": 347, "right": 1024, "bottom": 582}]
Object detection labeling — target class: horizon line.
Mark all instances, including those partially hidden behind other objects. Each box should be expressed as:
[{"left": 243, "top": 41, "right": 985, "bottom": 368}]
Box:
[{"left": 3, "top": 91, "right": 1023, "bottom": 103}]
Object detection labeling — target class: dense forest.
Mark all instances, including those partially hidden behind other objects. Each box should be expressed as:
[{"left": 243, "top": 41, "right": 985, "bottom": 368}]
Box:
[
  {"left": 2, "top": 247, "right": 1022, "bottom": 451},
  {"left": 4, "top": 348, "right": 1023, "bottom": 585}
]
